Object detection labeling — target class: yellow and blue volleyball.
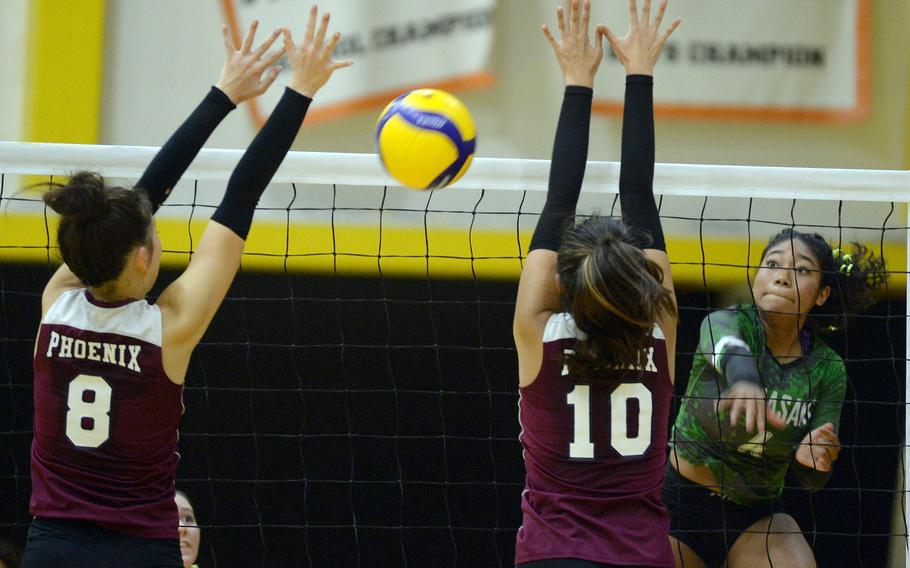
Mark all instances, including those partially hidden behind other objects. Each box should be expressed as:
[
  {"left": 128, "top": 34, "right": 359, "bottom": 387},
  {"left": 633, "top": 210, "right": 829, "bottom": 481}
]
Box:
[{"left": 376, "top": 89, "right": 476, "bottom": 190}]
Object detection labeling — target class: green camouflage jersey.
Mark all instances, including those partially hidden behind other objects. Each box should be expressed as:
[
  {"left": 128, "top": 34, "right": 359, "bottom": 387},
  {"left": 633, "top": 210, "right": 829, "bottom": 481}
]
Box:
[{"left": 671, "top": 304, "right": 847, "bottom": 506}]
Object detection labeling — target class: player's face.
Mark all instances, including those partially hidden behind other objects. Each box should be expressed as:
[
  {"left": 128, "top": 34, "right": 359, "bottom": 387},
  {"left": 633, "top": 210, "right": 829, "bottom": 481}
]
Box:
[
  {"left": 175, "top": 493, "right": 200, "bottom": 568},
  {"left": 753, "top": 238, "right": 829, "bottom": 317}
]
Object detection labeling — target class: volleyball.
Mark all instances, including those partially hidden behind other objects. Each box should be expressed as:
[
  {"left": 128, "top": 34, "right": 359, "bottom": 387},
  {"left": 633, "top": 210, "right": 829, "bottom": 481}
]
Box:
[{"left": 375, "top": 89, "right": 476, "bottom": 190}]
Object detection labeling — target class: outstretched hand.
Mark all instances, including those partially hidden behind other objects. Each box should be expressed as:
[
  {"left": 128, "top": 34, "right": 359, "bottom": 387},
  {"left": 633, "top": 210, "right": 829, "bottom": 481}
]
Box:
[
  {"left": 795, "top": 422, "right": 841, "bottom": 472},
  {"left": 216, "top": 20, "right": 285, "bottom": 104},
  {"left": 716, "top": 381, "right": 787, "bottom": 434},
  {"left": 542, "top": 0, "right": 606, "bottom": 89},
  {"left": 604, "top": 0, "right": 681, "bottom": 76},
  {"left": 283, "top": 5, "right": 353, "bottom": 98}
]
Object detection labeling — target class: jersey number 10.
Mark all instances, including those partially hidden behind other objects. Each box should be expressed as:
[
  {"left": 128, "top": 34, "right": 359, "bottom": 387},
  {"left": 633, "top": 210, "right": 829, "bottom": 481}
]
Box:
[{"left": 567, "top": 383, "right": 652, "bottom": 459}]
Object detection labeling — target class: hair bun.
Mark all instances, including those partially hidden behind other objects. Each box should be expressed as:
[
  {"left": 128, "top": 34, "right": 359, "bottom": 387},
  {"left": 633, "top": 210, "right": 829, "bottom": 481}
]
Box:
[{"left": 43, "top": 171, "right": 110, "bottom": 221}]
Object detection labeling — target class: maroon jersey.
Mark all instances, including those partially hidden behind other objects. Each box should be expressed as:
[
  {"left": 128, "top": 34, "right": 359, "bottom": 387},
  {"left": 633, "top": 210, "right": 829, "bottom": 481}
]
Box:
[
  {"left": 30, "top": 289, "right": 183, "bottom": 539},
  {"left": 516, "top": 312, "right": 674, "bottom": 566}
]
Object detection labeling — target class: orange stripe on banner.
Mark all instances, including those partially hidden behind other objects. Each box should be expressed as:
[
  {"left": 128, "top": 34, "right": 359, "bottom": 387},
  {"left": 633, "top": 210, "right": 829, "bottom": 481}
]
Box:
[
  {"left": 219, "top": 0, "right": 265, "bottom": 128},
  {"left": 592, "top": 101, "right": 868, "bottom": 124},
  {"left": 854, "top": 0, "right": 871, "bottom": 121},
  {"left": 594, "top": 0, "right": 871, "bottom": 123},
  {"left": 219, "top": 0, "right": 494, "bottom": 127}
]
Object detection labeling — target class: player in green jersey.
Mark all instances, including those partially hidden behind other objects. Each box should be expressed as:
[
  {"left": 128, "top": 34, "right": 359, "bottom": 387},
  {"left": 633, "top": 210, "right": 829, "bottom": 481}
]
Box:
[{"left": 664, "top": 228, "right": 886, "bottom": 568}]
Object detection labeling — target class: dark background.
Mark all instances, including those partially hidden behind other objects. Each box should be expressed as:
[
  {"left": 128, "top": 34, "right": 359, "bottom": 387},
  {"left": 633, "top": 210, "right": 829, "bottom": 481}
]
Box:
[{"left": 0, "top": 262, "right": 904, "bottom": 567}]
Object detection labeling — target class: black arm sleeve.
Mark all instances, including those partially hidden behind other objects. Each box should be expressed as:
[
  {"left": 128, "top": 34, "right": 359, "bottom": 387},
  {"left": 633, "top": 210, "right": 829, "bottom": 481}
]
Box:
[
  {"left": 528, "top": 86, "right": 593, "bottom": 252},
  {"left": 619, "top": 75, "right": 665, "bottom": 252},
  {"left": 135, "top": 86, "right": 236, "bottom": 212},
  {"left": 211, "top": 87, "right": 312, "bottom": 240}
]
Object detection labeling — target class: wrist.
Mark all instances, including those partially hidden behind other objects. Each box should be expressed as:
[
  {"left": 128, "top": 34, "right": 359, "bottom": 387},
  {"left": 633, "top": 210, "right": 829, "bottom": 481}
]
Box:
[
  {"left": 278, "top": 86, "right": 314, "bottom": 106},
  {"left": 214, "top": 82, "right": 245, "bottom": 106},
  {"left": 565, "top": 85, "right": 593, "bottom": 96},
  {"left": 287, "top": 82, "right": 316, "bottom": 99},
  {"left": 725, "top": 366, "right": 762, "bottom": 387},
  {"left": 564, "top": 74, "right": 595, "bottom": 89},
  {"left": 624, "top": 67, "right": 653, "bottom": 77},
  {"left": 210, "top": 85, "right": 239, "bottom": 109}
]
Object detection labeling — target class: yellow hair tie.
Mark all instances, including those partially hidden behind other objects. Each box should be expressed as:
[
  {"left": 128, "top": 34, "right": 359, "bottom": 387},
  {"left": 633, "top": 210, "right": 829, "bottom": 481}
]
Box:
[{"left": 832, "top": 248, "right": 854, "bottom": 274}]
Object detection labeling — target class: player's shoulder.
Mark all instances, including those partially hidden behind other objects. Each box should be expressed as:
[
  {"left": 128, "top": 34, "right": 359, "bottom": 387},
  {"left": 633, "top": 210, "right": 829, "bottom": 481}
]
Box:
[
  {"left": 542, "top": 312, "right": 582, "bottom": 343},
  {"left": 701, "top": 303, "right": 753, "bottom": 325},
  {"left": 43, "top": 287, "right": 83, "bottom": 314},
  {"left": 543, "top": 312, "right": 665, "bottom": 343},
  {"left": 809, "top": 335, "right": 846, "bottom": 375},
  {"left": 724, "top": 303, "right": 758, "bottom": 321},
  {"left": 712, "top": 304, "right": 763, "bottom": 342},
  {"left": 43, "top": 288, "right": 90, "bottom": 324},
  {"left": 43, "top": 289, "right": 162, "bottom": 345}
]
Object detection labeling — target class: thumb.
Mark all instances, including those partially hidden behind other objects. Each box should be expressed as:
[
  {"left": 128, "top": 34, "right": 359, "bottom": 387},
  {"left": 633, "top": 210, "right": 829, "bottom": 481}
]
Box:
[
  {"left": 817, "top": 422, "right": 837, "bottom": 438},
  {"left": 766, "top": 404, "right": 786, "bottom": 430},
  {"left": 594, "top": 24, "right": 607, "bottom": 50},
  {"left": 282, "top": 28, "right": 296, "bottom": 53},
  {"left": 603, "top": 26, "right": 621, "bottom": 53},
  {"left": 258, "top": 66, "right": 282, "bottom": 93}
]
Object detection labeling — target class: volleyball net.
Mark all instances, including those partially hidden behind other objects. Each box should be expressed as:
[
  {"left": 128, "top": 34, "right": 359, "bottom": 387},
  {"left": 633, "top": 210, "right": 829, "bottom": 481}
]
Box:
[{"left": 0, "top": 142, "right": 906, "bottom": 566}]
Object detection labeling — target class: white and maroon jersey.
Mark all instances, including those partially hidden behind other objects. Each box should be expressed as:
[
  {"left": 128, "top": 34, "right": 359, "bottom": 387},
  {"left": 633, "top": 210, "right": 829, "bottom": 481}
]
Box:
[
  {"left": 516, "top": 312, "right": 674, "bottom": 567},
  {"left": 30, "top": 289, "right": 183, "bottom": 539}
]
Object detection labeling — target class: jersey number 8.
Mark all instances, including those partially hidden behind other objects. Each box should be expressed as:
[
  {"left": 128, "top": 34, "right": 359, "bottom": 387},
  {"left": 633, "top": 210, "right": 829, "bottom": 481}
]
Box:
[{"left": 66, "top": 374, "right": 113, "bottom": 448}]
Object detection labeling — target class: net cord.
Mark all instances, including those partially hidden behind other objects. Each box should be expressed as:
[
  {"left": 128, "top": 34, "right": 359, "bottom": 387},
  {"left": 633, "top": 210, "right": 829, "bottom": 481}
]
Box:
[{"left": 1, "top": 141, "right": 909, "bottom": 202}]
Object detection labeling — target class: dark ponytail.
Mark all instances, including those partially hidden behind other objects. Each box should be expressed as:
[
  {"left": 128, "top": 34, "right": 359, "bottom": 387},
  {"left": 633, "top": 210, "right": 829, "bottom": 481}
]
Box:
[
  {"left": 41, "top": 172, "right": 153, "bottom": 287},
  {"left": 761, "top": 229, "right": 888, "bottom": 331},
  {"left": 557, "top": 216, "right": 676, "bottom": 377}
]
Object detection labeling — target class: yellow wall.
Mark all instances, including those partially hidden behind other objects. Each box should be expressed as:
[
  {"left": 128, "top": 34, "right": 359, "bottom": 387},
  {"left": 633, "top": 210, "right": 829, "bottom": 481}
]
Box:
[{"left": 24, "top": 0, "right": 105, "bottom": 143}]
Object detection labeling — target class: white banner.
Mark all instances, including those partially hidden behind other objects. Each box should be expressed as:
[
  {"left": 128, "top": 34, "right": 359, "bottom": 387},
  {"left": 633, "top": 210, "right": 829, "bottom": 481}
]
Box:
[
  {"left": 222, "top": 0, "right": 496, "bottom": 125},
  {"left": 593, "top": 0, "right": 869, "bottom": 122}
]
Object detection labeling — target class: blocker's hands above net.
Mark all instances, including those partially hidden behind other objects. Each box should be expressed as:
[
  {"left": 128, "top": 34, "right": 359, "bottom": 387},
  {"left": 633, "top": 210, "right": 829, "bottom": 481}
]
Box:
[
  {"left": 283, "top": 5, "right": 353, "bottom": 99},
  {"left": 542, "top": 0, "right": 606, "bottom": 89},
  {"left": 216, "top": 20, "right": 285, "bottom": 105},
  {"left": 603, "top": 0, "right": 681, "bottom": 76}
]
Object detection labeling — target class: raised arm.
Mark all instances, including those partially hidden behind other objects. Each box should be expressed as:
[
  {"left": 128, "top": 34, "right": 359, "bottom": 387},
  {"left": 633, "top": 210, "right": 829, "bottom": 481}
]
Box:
[
  {"left": 41, "top": 21, "right": 284, "bottom": 312},
  {"left": 603, "top": 0, "right": 679, "bottom": 293},
  {"left": 514, "top": 0, "right": 604, "bottom": 386},
  {"left": 157, "top": 6, "right": 352, "bottom": 383},
  {"left": 136, "top": 20, "right": 284, "bottom": 211}
]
